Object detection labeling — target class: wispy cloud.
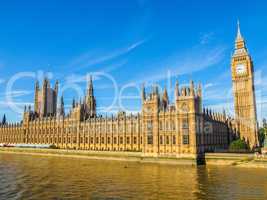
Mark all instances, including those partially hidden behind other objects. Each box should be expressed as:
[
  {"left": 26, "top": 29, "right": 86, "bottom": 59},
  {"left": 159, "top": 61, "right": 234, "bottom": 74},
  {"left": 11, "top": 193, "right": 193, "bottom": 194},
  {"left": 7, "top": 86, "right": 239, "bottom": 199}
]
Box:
[
  {"left": 64, "top": 39, "right": 147, "bottom": 73},
  {"left": 0, "top": 101, "right": 33, "bottom": 107},
  {"left": 199, "top": 32, "right": 214, "bottom": 45},
  {"left": 63, "top": 60, "right": 127, "bottom": 85},
  {"left": 0, "top": 90, "right": 33, "bottom": 99},
  {"left": 99, "top": 59, "right": 128, "bottom": 73},
  {"left": 131, "top": 44, "right": 227, "bottom": 84},
  {"left": 64, "top": 74, "right": 88, "bottom": 84}
]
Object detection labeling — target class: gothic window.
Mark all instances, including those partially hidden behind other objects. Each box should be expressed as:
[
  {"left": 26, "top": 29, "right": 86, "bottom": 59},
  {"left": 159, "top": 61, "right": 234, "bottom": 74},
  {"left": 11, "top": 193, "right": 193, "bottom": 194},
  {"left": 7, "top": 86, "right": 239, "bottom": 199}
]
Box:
[
  {"left": 101, "top": 137, "right": 104, "bottom": 144},
  {"left": 133, "top": 137, "right": 137, "bottom": 144},
  {"left": 107, "top": 137, "right": 110, "bottom": 144},
  {"left": 120, "top": 137, "right": 123, "bottom": 144},
  {"left": 147, "top": 121, "right": 153, "bottom": 144},
  {"left": 166, "top": 136, "right": 169, "bottom": 144},
  {"left": 96, "top": 137, "right": 99, "bottom": 144},
  {"left": 173, "top": 135, "right": 176, "bottom": 145},
  {"left": 126, "top": 137, "right": 130, "bottom": 144},
  {"left": 160, "top": 136, "right": 163, "bottom": 145},
  {"left": 183, "top": 135, "right": 189, "bottom": 145},
  {"left": 159, "top": 121, "right": 163, "bottom": 130},
  {"left": 114, "top": 137, "right": 117, "bottom": 144},
  {"left": 90, "top": 137, "right": 93, "bottom": 143}
]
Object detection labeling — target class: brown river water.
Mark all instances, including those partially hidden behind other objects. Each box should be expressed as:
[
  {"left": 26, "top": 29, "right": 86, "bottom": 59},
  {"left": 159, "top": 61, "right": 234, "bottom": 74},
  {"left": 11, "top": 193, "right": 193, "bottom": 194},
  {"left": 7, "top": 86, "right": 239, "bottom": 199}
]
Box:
[{"left": 0, "top": 153, "right": 266, "bottom": 200}]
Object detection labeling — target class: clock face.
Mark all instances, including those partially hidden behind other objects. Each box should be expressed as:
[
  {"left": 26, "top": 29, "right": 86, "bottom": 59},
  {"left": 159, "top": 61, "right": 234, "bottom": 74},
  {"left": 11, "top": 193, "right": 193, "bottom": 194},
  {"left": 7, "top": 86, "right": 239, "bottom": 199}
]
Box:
[{"left": 236, "top": 64, "right": 246, "bottom": 74}]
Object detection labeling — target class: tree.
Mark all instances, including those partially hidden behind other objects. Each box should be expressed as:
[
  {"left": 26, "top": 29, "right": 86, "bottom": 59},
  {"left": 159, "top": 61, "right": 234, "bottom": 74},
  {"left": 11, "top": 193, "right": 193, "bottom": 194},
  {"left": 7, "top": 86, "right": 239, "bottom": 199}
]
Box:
[
  {"left": 258, "top": 119, "right": 267, "bottom": 147},
  {"left": 259, "top": 128, "right": 266, "bottom": 147},
  {"left": 263, "top": 118, "right": 267, "bottom": 129},
  {"left": 229, "top": 139, "right": 248, "bottom": 151}
]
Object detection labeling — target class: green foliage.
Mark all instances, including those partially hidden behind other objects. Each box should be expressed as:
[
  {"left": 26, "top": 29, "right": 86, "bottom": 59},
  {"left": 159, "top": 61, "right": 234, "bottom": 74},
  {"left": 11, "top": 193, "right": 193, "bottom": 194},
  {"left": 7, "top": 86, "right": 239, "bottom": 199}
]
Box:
[
  {"left": 263, "top": 118, "right": 267, "bottom": 129},
  {"left": 259, "top": 127, "right": 266, "bottom": 147},
  {"left": 229, "top": 139, "right": 248, "bottom": 150}
]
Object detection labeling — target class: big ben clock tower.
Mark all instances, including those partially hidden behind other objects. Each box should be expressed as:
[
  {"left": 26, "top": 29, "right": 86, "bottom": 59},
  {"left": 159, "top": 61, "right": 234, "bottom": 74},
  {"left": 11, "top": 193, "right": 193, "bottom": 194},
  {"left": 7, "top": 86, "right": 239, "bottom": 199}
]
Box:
[{"left": 231, "top": 21, "right": 259, "bottom": 149}]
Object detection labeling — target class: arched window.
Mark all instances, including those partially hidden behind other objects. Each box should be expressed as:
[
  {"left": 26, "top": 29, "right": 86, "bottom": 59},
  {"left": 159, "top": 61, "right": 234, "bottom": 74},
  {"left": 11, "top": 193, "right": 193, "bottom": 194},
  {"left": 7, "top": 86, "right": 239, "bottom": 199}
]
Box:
[
  {"left": 166, "top": 136, "right": 169, "bottom": 144},
  {"left": 160, "top": 136, "right": 163, "bottom": 145},
  {"left": 147, "top": 121, "right": 153, "bottom": 144}
]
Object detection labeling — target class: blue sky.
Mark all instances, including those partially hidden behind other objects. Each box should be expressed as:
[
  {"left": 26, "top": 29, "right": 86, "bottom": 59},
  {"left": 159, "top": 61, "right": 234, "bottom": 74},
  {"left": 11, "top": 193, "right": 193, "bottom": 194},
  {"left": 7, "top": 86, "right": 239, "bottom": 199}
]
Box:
[{"left": 0, "top": 0, "right": 266, "bottom": 122}]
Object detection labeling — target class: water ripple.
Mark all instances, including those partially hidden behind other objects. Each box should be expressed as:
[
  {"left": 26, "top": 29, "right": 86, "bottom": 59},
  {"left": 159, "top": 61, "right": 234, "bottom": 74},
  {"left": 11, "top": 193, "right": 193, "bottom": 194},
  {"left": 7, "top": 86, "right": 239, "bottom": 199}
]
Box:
[{"left": 0, "top": 154, "right": 266, "bottom": 200}]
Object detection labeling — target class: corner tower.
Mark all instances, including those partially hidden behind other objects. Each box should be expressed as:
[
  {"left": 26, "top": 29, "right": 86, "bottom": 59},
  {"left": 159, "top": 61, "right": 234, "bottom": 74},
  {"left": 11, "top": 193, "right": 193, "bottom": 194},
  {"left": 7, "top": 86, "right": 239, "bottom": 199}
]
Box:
[{"left": 231, "top": 21, "right": 258, "bottom": 148}]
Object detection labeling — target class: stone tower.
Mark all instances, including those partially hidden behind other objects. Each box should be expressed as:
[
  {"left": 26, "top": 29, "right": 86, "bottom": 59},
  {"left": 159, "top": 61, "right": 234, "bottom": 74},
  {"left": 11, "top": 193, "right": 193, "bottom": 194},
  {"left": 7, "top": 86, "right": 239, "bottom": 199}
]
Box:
[
  {"left": 141, "top": 85, "right": 160, "bottom": 156},
  {"left": 231, "top": 21, "right": 258, "bottom": 148},
  {"left": 33, "top": 78, "right": 58, "bottom": 118},
  {"left": 175, "top": 80, "right": 202, "bottom": 154}
]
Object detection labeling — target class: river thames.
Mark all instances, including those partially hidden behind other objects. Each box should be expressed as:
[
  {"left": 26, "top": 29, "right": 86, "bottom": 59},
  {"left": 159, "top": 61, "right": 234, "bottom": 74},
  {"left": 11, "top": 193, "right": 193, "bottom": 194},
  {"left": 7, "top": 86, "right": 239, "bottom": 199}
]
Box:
[{"left": 0, "top": 153, "right": 266, "bottom": 200}]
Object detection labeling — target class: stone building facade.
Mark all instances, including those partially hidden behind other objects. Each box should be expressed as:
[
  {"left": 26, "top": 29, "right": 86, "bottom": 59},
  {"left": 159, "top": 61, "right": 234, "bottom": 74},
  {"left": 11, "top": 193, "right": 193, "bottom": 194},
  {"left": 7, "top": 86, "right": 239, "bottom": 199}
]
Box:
[
  {"left": 0, "top": 23, "right": 258, "bottom": 157},
  {"left": 0, "top": 77, "right": 233, "bottom": 158}
]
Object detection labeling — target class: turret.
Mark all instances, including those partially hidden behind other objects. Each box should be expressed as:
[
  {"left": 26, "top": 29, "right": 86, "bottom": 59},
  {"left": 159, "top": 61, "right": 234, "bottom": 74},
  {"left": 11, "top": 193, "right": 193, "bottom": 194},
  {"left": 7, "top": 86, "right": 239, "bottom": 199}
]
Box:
[
  {"left": 85, "top": 75, "right": 96, "bottom": 118},
  {"left": 42, "top": 78, "right": 48, "bottom": 117},
  {"left": 175, "top": 80, "right": 179, "bottom": 99},
  {"left": 34, "top": 80, "right": 39, "bottom": 113},
  {"left": 58, "top": 95, "right": 65, "bottom": 117},
  {"left": 141, "top": 83, "right": 146, "bottom": 102},
  {"left": 72, "top": 98, "right": 76, "bottom": 109},
  {"left": 54, "top": 80, "right": 59, "bottom": 116},
  {"left": 54, "top": 80, "right": 59, "bottom": 96},
  {"left": 162, "top": 87, "right": 169, "bottom": 110},
  {"left": 190, "top": 80, "right": 195, "bottom": 96},
  {"left": 1, "top": 114, "right": 6, "bottom": 125},
  {"left": 197, "top": 83, "right": 202, "bottom": 97}
]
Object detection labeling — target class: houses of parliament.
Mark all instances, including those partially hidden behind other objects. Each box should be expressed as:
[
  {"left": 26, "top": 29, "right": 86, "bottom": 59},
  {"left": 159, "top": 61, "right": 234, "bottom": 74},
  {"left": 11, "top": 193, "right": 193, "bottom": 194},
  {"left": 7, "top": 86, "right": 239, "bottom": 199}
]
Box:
[{"left": 0, "top": 23, "right": 259, "bottom": 157}]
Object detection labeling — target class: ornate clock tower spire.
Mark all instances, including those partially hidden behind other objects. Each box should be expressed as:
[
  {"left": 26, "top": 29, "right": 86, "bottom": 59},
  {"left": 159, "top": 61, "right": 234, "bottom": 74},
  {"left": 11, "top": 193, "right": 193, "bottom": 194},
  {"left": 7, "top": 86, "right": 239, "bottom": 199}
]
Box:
[{"left": 231, "top": 21, "right": 259, "bottom": 149}]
